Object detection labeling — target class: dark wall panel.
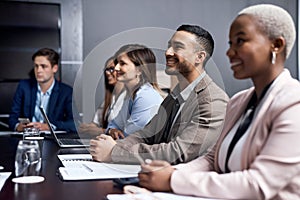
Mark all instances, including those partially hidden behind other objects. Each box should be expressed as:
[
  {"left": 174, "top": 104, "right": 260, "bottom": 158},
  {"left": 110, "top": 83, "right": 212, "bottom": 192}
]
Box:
[
  {"left": 0, "top": 1, "right": 61, "bottom": 117},
  {"left": 0, "top": 1, "right": 61, "bottom": 80}
]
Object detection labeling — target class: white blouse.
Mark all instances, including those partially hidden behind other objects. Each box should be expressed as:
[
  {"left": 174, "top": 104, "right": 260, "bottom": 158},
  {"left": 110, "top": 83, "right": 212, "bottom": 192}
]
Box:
[
  {"left": 92, "top": 90, "right": 126, "bottom": 127},
  {"left": 218, "top": 87, "right": 274, "bottom": 172}
]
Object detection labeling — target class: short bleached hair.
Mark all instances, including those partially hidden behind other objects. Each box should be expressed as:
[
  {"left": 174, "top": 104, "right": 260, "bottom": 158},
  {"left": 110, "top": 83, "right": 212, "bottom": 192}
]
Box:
[{"left": 239, "top": 4, "right": 296, "bottom": 59}]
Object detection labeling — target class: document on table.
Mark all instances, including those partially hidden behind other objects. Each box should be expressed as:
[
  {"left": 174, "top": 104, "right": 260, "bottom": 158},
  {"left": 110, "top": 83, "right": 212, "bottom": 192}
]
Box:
[
  {"left": 0, "top": 172, "right": 11, "bottom": 191},
  {"left": 107, "top": 192, "right": 219, "bottom": 200},
  {"left": 57, "top": 154, "right": 141, "bottom": 181}
]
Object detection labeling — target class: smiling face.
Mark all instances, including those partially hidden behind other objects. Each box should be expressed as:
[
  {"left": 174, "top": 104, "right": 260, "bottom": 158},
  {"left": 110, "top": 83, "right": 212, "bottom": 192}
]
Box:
[
  {"left": 34, "top": 56, "right": 57, "bottom": 84},
  {"left": 104, "top": 59, "right": 117, "bottom": 86},
  {"left": 226, "top": 14, "right": 273, "bottom": 81},
  {"left": 165, "top": 31, "right": 200, "bottom": 76},
  {"left": 114, "top": 53, "right": 140, "bottom": 85}
]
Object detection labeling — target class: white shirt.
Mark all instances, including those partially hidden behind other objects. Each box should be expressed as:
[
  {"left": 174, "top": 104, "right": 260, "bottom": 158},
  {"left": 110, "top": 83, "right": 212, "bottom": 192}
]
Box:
[{"left": 92, "top": 90, "right": 126, "bottom": 126}]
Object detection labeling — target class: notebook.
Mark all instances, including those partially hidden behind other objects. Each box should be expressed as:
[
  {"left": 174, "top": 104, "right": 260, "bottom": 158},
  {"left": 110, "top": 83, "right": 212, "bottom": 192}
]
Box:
[
  {"left": 39, "top": 106, "right": 90, "bottom": 148},
  {"left": 57, "top": 154, "right": 140, "bottom": 181}
]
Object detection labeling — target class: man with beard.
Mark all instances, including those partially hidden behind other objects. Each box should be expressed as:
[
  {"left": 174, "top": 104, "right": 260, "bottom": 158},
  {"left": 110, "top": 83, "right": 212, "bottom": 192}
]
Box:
[{"left": 90, "top": 24, "right": 229, "bottom": 165}]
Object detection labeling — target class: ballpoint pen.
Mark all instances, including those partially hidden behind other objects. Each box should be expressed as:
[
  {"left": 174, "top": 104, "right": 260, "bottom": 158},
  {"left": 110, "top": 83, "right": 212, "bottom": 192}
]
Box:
[{"left": 82, "top": 163, "right": 93, "bottom": 172}]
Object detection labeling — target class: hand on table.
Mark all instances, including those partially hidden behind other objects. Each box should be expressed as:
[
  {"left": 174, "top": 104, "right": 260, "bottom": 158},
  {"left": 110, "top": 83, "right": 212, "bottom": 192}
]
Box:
[
  {"left": 107, "top": 128, "right": 125, "bottom": 140},
  {"left": 89, "top": 134, "right": 116, "bottom": 162},
  {"left": 26, "top": 122, "right": 49, "bottom": 131},
  {"left": 138, "top": 160, "right": 174, "bottom": 192},
  {"left": 16, "top": 123, "right": 28, "bottom": 132}
]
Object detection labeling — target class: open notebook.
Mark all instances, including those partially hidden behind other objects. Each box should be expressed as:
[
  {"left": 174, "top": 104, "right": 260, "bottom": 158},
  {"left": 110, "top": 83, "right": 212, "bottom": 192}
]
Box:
[
  {"left": 39, "top": 106, "right": 90, "bottom": 148},
  {"left": 57, "top": 154, "right": 140, "bottom": 180}
]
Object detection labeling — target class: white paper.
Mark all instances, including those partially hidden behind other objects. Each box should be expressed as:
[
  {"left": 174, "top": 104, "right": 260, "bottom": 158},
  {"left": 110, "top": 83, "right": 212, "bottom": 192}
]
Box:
[
  {"left": 0, "top": 172, "right": 11, "bottom": 191},
  {"left": 107, "top": 192, "right": 218, "bottom": 200},
  {"left": 58, "top": 154, "right": 92, "bottom": 162},
  {"left": 57, "top": 154, "right": 140, "bottom": 181}
]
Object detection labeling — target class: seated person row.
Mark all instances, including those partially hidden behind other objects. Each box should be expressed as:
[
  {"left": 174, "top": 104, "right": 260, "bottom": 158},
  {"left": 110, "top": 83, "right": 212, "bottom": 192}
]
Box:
[
  {"left": 81, "top": 44, "right": 164, "bottom": 139},
  {"left": 139, "top": 4, "right": 300, "bottom": 199},
  {"left": 105, "top": 44, "right": 165, "bottom": 139},
  {"left": 8, "top": 48, "right": 76, "bottom": 132},
  {"left": 78, "top": 56, "right": 126, "bottom": 136},
  {"left": 90, "top": 24, "right": 229, "bottom": 164}
]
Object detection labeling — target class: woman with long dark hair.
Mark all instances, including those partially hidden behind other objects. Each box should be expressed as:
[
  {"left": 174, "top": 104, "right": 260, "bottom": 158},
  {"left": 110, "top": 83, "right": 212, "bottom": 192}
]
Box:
[{"left": 79, "top": 57, "right": 125, "bottom": 136}]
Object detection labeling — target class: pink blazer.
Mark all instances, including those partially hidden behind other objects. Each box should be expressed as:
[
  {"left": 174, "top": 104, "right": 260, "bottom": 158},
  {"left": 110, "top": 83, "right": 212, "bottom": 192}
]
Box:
[{"left": 171, "top": 69, "right": 300, "bottom": 200}]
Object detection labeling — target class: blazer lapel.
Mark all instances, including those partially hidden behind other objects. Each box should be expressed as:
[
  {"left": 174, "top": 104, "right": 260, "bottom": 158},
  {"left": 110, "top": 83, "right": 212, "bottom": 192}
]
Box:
[
  {"left": 221, "top": 90, "right": 254, "bottom": 139},
  {"left": 241, "top": 70, "right": 290, "bottom": 168},
  {"left": 175, "top": 75, "right": 209, "bottom": 129},
  {"left": 214, "top": 88, "right": 254, "bottom": 172},
  {"left": 181, "top": 74, "right": 212, "bottom": 112}
]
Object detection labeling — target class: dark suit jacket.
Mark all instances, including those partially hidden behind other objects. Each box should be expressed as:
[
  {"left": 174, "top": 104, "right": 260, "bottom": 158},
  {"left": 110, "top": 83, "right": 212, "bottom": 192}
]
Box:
[
  {"left": 8, "top": 79, "right": 76, "bottom": 132},
  {"left": 111, "top": 74, "right": 229, "bottom": 164}
]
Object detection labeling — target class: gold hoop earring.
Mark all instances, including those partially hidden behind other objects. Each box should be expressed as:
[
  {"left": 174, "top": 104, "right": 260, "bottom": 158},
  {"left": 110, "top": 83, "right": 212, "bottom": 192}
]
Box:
[{"left": 271, "top": 51, "right": 276, "bottom": 65}]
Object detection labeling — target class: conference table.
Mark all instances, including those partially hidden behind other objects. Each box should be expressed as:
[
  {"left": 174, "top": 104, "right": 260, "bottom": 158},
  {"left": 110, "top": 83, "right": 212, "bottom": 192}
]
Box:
[{"left": 0, "top": 133, "right": 123, "bottom": 200}]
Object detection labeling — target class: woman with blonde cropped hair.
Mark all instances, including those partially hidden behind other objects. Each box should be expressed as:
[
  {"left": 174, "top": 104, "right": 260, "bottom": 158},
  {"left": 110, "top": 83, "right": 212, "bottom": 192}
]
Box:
[{"left": 138, "top": 4, "right": 300, "bottom": 199}]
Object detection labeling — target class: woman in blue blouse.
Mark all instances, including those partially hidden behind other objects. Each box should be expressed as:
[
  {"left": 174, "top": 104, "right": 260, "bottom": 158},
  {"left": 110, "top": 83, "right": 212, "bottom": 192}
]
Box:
[{"left": 106, "top": 44, "right": 164, "bottom": 139}]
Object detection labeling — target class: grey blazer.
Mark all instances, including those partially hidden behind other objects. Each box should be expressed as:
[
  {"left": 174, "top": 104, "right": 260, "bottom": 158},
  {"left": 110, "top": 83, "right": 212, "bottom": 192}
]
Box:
[{"left": 111, "top": 74, "right": 229, "bottom": 164}]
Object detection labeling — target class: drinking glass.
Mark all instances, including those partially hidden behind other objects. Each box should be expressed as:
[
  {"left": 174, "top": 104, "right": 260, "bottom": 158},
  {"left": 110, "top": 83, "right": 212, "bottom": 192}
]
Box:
[
  {"left": 23, "top": 127, "right": 44, "bottom": 156},
  {"left": 23, "top": 127, "right": 40, "bottom": 140},
  {"left": 15, "top": 140, "right": 41, "bottom": 177}
]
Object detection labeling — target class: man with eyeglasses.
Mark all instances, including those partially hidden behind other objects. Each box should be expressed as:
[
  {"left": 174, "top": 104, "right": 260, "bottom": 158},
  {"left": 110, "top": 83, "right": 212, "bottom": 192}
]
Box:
[{"left": 8, "top": 48, "right": 76, "bottom": 132}]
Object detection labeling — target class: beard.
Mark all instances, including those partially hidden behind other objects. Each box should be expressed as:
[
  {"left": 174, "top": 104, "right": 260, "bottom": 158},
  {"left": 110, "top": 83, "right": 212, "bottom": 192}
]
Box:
[{"left": 165, "top": 56, "right": 194, "bottom": 76}]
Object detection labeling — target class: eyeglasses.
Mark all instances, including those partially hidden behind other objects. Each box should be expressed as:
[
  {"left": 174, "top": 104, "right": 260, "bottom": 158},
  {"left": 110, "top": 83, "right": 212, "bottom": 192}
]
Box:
[{"left": 105, "top": 67, "right": 115, "bottom": 73}]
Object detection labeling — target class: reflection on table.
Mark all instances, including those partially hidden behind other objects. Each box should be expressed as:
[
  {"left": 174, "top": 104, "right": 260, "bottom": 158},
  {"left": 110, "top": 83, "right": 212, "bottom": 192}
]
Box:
[{"left": 0, "top": 134, "right": 123, "bottom": 200}]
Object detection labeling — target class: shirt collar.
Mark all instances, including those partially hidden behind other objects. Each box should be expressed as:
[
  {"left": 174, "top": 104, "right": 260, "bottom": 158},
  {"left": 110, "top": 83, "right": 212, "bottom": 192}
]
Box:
[
  {"left": 37, "top": 79, "right": 55, "bottom": 95},
  {"left": 171, "top": 71, "right": 206, "bottom": 104}
]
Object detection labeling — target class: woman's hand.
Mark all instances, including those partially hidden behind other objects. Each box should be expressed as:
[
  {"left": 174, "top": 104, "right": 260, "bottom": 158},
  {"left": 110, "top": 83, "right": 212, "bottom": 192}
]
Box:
[
  {"left": 108, "top": 128, "right": 125, "bottom": 140},
  {"left": 138, "top": 160, "right": 174, "bottom": 192}
]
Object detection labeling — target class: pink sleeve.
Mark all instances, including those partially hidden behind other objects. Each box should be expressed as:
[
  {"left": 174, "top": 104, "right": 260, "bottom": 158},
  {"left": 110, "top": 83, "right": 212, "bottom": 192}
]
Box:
[{"left": 171, "top": 103, "right": 300, "bottom": 199}]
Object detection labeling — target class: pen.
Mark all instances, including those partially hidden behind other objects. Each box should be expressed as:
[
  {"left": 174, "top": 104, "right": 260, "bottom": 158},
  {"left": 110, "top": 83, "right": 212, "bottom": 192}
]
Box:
[
  {"left": 136, "top": 156, "right": 144, "bottom": 164},
  {"left": 82, "top": 164, "right": 93, "bottom": 172}
]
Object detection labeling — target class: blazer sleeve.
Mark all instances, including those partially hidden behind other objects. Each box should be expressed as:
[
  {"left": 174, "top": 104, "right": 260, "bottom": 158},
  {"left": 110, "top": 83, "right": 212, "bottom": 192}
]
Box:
[
  {"left": 111, "top": 85, "right": 228, "bottom": 164},
  {"left": 8, "top": 83, "right": 23, "bottom": 130},
  {"left": 8, "top": 80, "right": 31, "bottom": 130},
  {"left": 48, "top": 83, "right": 77, "bottom": 132},
  {"left": 171, "top": 99, "right": 300, "bottom": 199},
  {"left": 174, "top": 142, "right": 217, "bottom": 171}
]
